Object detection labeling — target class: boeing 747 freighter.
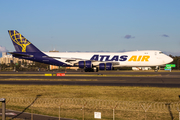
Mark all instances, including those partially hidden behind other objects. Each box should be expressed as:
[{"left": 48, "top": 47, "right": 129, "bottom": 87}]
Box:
[{"left": 8, "top": 30, "right": 173, "bottom": 72}]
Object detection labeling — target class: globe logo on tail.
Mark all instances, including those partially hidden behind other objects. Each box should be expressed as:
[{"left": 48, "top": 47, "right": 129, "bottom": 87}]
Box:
[{"left": 9, "top": 30, "right": 31, "bottom": 52}]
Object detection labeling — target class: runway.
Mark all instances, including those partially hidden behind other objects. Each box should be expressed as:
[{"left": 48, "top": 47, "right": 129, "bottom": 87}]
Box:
[{"left": 0, "top": 71, "right": 180, "bottom": 87}]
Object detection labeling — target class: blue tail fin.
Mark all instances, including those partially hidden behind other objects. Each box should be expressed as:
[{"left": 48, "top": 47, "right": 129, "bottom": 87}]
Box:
[{"left": 8, "top": 30, "right": 41, "bottom": 52}]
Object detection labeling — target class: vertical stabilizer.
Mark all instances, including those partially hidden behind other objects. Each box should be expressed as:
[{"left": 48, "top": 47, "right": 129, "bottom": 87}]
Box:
[{"left": 8, "top": 30, "right": 41, "bottom": 52}]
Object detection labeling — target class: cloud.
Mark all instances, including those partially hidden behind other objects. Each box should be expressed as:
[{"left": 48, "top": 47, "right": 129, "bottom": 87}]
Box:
[
  {"left": 162, "top": 34, "right": 169, "bottom": 37},
  {"left": 124, "top": 35, "right": 135, "bottom": 39},
  {"left": 0, "top": 46, "right": 8, "bottom": 52}
]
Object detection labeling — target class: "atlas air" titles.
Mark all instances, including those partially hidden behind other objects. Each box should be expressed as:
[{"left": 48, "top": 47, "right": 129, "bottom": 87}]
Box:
[{"left": 90, "top": 55, "right": 150, "bottom": 62}]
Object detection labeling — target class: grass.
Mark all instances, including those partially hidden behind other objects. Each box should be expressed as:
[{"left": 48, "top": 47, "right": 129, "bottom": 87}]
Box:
[
  {"left": 0, "top": 70, "right": 180, "bottom": 119},
  {"left": 1, "top": 85, "right": 180, "bottom": 120},
  {"left": 0, "top": 85, "right": 180, "bottom": 102}
]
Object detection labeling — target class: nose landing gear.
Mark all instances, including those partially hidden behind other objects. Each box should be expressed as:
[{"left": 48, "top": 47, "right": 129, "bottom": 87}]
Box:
[{"left": 154, "top": 66, "right": 159, "bottom": 72}]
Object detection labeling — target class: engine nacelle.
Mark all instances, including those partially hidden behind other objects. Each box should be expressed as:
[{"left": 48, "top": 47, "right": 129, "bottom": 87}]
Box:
[
  {"left": 106, "top": 63, "right": 113, "bottom": 70},
  {"left": 78, "top": 61, "right": 92, "bottom": 69},
  {"left": 99, "top": 63, "right": 113, "bottom": 70}
]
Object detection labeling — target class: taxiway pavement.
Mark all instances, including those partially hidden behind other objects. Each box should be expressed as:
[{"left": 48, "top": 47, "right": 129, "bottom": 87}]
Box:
[{"left": 0, "top": 71, "right": 180, "bottom": 87}]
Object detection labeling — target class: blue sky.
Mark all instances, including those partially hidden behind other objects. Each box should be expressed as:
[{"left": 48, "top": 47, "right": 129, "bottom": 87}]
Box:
[{"left": 0, "top": 0, "right": 180, "bottom": 56}]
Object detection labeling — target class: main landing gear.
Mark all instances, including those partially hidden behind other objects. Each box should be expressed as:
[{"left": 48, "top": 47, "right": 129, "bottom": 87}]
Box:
[
  {"left": 84, "top": 67, "right": 99, "bottom": 72},
  {"left": 154, "top": 66, "right": 159, "bottom": 72}
]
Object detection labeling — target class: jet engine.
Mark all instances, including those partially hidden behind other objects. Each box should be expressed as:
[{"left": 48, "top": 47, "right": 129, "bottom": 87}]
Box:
[
  {"left": 78, "top": 61, "right": 92, "bottom": 69},
  {"left": 99, "top": 63, "right": 113, "bottom": 70}
]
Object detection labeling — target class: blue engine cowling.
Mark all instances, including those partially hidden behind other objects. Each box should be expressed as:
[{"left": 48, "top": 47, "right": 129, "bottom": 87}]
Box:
[
  {"left": 78, "top": 61, "right": 92, "bottom": 68},
  {"left": 99, "top": 63, "right": 105, "bottom": 70},
  {"left": 99, "top": 63, "right": 113, "bottom": 70}
]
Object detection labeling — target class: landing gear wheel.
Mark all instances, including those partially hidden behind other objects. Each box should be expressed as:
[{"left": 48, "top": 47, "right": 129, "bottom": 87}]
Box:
[
  {"left": 154, "top": 66, "right": 159, "bottom": 72},
  {"left": 84, "top": 68, "right": 93, "bottom": 72},
  {"left": 93, "top": 67, "right": 99, "bottom": 72},
  {"left": 84, "top": 67, "right": 99, "bottom": 72},
  {"left": 96, "top": 67, "right": 99, "bottom": 72}
]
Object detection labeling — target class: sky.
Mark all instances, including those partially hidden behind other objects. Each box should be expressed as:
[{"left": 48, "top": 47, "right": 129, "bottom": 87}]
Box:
[{"left": 0, "top": 0, "right": 180, "bottom": 56}]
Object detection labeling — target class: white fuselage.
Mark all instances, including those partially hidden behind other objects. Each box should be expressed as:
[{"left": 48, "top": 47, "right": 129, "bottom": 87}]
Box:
[{"left": 44, "top": 50, "right": 173, "bottom": 67}]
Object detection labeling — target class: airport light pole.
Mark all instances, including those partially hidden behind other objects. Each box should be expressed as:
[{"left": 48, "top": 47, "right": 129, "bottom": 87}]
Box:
[{"left": 0, "top": 98, "right": 6, "bottom": 120}]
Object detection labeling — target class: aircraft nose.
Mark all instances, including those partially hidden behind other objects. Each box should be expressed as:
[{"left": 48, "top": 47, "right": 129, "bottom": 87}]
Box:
[{"left": 166, "top": 56, "right": 173, "bottom": 63}]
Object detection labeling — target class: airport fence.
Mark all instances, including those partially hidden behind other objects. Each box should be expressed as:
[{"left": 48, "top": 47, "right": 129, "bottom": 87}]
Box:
[{"left": 2, "top": 97, "right": 180, "bottom": 120}]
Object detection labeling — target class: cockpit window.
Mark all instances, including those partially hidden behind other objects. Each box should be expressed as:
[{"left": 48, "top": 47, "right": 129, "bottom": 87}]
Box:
[{"left": 159, "top": 52, "right": 163, "bottom": 54}]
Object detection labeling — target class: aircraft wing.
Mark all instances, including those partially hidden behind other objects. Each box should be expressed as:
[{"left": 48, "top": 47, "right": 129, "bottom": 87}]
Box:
[{"left": 47, "top": 56, "right": 120, "bottom": 66}]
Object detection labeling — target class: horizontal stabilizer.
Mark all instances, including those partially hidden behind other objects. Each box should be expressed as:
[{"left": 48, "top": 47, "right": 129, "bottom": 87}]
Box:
[{"left": 8, "top": 52, "right": 33, "bottom": 57}]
